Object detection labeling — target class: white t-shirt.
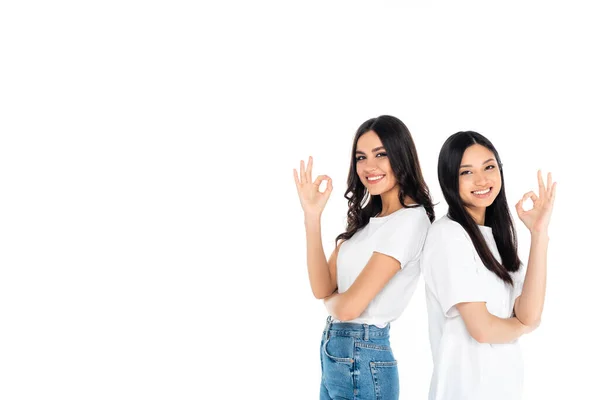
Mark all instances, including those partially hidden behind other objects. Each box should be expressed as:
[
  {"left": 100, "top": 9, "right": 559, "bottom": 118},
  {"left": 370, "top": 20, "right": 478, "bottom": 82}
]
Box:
[
  {"left": 421, "top": 215, "right": 526, "bottom": 400},
  {"left": 335, "top": 205, "right": 431, "bottom": 327}
]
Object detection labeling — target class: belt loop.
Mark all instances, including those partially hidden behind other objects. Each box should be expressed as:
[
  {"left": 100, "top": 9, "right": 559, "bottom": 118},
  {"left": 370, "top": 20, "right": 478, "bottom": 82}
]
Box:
[
  {"left": 325, "top": 316, "right": 332, "bottom": 340},
  {"left": 363, "top": 324, "right": 369, "bottom": 341}
]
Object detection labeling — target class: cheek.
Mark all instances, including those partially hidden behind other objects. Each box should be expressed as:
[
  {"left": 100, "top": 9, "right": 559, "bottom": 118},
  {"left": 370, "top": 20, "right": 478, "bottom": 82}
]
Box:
[
  {"left": 379, "top": 158, "right": 391, "bottom": 170},
  {"left": 491, "top": 171, "right": 501, "bottom": 187},
  {"left": 458, "top": 180, "right": 471, "bottom": 199},
  {"left": 494, "top": 178, "right": 502, "bottom": 192},
  {"left": 355, "top": 163, "right": 365, "bottom": 176},
  {"left": 387, "top": 172, "right": 397, "bottom": 185}
]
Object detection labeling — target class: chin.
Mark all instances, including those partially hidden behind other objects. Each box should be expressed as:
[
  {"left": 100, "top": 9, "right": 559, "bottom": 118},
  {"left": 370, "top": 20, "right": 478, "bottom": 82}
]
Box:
[
  {"left": 369, "top": 186, "right": 392, "bottom": 196},
  {"left": 477, "top": 200, "right": 494, "bottom": 208},
  {"left": 476, "top": 197, "right": 497, "bottom": 208}
]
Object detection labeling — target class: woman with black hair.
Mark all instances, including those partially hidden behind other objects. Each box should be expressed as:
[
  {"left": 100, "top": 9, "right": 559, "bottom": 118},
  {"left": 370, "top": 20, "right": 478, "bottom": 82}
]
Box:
[
  {"left": 421, "top": 131, "right": 556, "bottom": 400},
  {"left": 294, "top": 115, "right": 435, "bottom": 399}
]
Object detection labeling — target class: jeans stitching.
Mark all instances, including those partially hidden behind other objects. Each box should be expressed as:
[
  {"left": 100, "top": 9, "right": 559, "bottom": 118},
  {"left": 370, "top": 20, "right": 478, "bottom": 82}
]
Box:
[
  {"left": 354, "top": 342, "right": 392, "bottom": 351},
  {"left": 322, "top": 338, "right": 354, "bottom": 364},
  {"left": 370, "top": 361, "right": 398, "bottom": 399}
]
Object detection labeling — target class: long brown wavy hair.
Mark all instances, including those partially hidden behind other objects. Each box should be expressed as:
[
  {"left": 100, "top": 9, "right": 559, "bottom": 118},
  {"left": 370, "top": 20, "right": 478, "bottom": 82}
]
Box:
[{"left": 336, "top": 115, "right": 435, "bottom": 244}]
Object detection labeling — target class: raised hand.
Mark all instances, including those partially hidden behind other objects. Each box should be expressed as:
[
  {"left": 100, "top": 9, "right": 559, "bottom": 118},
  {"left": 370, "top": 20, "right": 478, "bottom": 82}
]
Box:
[
  {"left": 293, "top": 156, "right": 333, "bottom": 218},
  {"left": 515, "top": 170, "right": 557, "bottom": 234}
]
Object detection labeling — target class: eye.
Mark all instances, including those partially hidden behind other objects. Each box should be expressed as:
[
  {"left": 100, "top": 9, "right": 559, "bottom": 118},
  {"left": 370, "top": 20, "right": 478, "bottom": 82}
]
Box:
[
  {"left": 376, "top": 152, "right": 387, "bottom": 158},
  {"left": 460, "top": 170, "right": 472, "bottom": 175},
  {"left": 355, "top": 155, "right": 365, "bottom": 162},
  {"left": 485, "top": 165, "right": 496, "bottom": 171}
]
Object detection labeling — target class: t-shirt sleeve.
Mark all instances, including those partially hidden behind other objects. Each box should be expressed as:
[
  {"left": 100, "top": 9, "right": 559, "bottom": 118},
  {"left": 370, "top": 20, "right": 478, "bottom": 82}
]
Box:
[
  {"left": 373, "top": 209, "right": 430, "bottom": 268},
  {"left": 426, "top": 228, "right": 493, "bottom": 318}
]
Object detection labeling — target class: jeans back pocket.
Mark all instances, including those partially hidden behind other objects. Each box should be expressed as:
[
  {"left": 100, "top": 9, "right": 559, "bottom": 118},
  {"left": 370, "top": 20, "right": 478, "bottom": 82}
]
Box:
[{"left": 369, "top": 360, "right": 399, "bottom": 400}]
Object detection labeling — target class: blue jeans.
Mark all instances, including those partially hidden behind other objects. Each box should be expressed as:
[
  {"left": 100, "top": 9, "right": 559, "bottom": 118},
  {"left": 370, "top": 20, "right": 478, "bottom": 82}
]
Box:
[{"left": 320, "top": 316, "right": 399, "bottom": 400}]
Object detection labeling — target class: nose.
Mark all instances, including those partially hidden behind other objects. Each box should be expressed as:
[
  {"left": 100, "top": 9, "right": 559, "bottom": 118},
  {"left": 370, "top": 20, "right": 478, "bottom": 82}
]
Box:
[
  {"left": 365, "top": 159, "right": 377, "bottom": 172},
  {"left": 473, "top": 172, "right": 489, "bottom": 186}
]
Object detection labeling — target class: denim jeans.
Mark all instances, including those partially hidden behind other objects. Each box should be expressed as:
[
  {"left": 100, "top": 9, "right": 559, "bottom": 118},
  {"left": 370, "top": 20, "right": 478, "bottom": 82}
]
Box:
[{"left": 320, "top": 316, "right": 399, "bottom": 400}]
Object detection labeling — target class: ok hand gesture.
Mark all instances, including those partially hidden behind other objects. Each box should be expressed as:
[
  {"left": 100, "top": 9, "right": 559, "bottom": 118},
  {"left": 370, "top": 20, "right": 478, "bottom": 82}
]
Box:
[
  {"left": 515, "top": 170, "right": 557, "bottom": 234},
  {"left": 293, "top": 156, "right": 333, "bottom": 218}
]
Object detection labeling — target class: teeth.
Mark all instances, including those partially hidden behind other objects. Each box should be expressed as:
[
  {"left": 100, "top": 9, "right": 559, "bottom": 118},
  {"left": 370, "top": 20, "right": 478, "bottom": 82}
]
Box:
[
  {"left": 473, "top": 188, "right": 491, "bottom": 195},
  {"left": 367, "top": 175, "right": 384, "bottom": 181}
]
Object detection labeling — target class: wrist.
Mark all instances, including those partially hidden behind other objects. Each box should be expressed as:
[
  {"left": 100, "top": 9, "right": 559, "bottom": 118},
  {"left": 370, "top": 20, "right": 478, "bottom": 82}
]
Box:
[
  {"left": 529, "top": 229, "right": 550, "bottom": 241},
  {"left": 304, "top": 213, "right": 322, "bottom": 224}
]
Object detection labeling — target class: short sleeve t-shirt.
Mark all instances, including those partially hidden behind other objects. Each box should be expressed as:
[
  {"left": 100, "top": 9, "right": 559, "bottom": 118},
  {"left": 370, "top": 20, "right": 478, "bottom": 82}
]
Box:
[
  {"left": 335, "top": 206, "right": 431, "bottom": 327},
  {"left": 421, "top": 215, "right": 526, "bottom": 400}
]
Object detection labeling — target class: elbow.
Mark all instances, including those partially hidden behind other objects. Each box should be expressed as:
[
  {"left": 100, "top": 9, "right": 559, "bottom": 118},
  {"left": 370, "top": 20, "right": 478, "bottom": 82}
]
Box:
[
  {"left": 335, "top": 310, "right": 358, "bottom": 322},
  {"left": 334, "top": 303, "right": 360, "bottom": 322},
  {"left": 470, "top": 329, "right": 489, "bottom": 344},
  {"left": 515, "top": 310, "right": 542, "bottom": 329},
  {"left": 313, "top": 287, "right": 335, "bottom": 300},
  {"left": 312, "top": 283, "right": 336, "bottom": 300},
  {"left": 520, "top": 316, "right": 542, "bottom": 330}
]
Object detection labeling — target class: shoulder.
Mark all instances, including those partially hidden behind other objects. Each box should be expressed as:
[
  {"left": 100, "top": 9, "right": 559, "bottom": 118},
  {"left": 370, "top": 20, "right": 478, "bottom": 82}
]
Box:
[
  {"left": 373, "top": 206, "right": 431, "bottom": 241},
  {"left": 425, "top": 215, "right": 472, "bottom": 248},
  {"left": 389, "top": 205, "right": 430, "bottom": 228},
  {"left": 422, "top": 215, "right": 478, "bottom": 273}
]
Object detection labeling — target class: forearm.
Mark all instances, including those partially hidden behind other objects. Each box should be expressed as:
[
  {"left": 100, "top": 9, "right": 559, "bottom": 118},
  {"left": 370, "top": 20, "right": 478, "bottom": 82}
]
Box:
[
  {"left": 471, "top": 315, "right": 529, "bottom": 344},
  {"left": 514, "top": 232, "right": 549, "bottom": 326},
  {"left": 486, "top": 316, "right": 530, "bottom": 343},
  {"left": 305, "top": 215, "right": 335, "bottom": 299},
  {"left": 458, "top": 302, "right": 533, "bottom": 344},
  {"left": 324, "top": 291, "right": 359, "bottom": 322}
]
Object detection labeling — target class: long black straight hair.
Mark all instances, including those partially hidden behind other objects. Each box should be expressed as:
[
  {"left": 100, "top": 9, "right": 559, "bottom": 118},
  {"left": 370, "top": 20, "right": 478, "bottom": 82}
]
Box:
[
  {"left": 438, "top": 131, "right": 521, "bottom": 284},
  {"left": 336, "top": 115, "right": 435, "bottom": 244}
]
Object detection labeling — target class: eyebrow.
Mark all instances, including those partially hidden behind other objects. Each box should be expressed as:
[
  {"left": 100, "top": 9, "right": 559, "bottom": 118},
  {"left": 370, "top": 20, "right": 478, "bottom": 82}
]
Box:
[
  {"left": 459, "top": 158, "right": 496, "bottom": 168},
  {"left": 355, "top": 146, "right": 385, "bottom": 155}
]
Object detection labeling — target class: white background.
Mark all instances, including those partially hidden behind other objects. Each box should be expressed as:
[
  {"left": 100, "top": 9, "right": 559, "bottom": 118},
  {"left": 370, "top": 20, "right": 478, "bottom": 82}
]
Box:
[{"left": 1, "top": 1, "right": 598, "bottom": 399}]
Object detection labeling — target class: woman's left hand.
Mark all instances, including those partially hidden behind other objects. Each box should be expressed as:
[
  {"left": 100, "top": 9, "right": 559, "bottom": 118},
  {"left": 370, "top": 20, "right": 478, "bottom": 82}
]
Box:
[{"left": 515, "top": 170, "right": 557, "bottom": 234}]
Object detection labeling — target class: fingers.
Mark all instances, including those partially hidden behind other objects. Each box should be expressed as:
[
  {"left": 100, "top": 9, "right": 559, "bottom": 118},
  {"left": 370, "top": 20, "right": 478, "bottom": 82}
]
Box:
[
  {"left": 300, "top": 160, "right": 306, "bottom": 183},
  {"left": 298, "top": 157, "right": 314, "bottom": 184},
  {"left": 313, "top": 175, "right": 331, "bottom": 190},
  {"left": 293, "top": 168, "right": 300, "bottom": 188},
  {"left": 515, "top": 198, "right": 525, "bottom": 216},
  {"left": 537, "top": 170, "right": 546, "bottom": 199},
  {"left": 324, "top": 176, "right": 334, "bottom": 199},
  {"left": 549, "top": 181, "right": 557, "bottom": 206},
  {"left": 516, "top": 191, "right": 538, "bottom": 218},
  {"left": 521, "top": 191, "right": 539, "bottom": 204}
]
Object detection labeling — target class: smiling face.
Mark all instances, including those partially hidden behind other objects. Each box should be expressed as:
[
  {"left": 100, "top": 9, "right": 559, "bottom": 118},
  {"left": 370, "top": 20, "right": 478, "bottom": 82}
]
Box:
[
  {"left": 355, "top": 130, "right": 398, "bottom": 196},
  {"left": 458, "top": 144, "right": 502, "bottom": 211}
]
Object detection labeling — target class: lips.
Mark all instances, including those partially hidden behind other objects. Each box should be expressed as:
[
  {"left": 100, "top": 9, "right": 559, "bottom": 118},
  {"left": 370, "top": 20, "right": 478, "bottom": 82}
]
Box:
[
  {"left": 472, "top": 187, "right": 492, "bottom": 198},
  {"left": 366, "top": 174, "right": 385, "bottom": 184}
]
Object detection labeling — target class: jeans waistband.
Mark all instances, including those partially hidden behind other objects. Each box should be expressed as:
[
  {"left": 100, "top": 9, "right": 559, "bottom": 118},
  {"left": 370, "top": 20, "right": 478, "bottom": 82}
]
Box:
[{"left": 323, "top": 315, "right": 390, "bottom": 341}]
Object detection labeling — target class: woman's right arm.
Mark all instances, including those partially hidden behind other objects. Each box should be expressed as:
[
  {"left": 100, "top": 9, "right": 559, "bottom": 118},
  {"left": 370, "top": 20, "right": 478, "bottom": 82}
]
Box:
[{"left": 294, "top": 156, "right": 337, "bottom": 299}]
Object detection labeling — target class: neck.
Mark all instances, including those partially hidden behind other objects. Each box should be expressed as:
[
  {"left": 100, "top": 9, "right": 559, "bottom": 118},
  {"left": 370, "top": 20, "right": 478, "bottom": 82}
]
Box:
[
  {"left": 378, "top": 187, "right": 411, "bottom": 217},
  {"left": 465, "top": 205, "right": 486, "bottom": 225}
]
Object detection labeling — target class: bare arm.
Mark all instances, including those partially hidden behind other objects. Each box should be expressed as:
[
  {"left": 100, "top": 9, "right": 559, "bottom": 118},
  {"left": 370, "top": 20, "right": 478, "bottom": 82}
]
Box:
[
  {"left": 304, "top": 213, "right": 340, "bottom": 299},
  {"left": 513, "top": 171, "right": 557, "bottom": 326},
  {"left": 513, "top": 233, "right": 549, "bottom": 326},
  {"left": 324, "top": 252, "right": 400, "bottom": 321},
  {"left": 294, "top": 156, "right": 337, "bottom": 299},
  {"left": 456, "top": 302, "right": 535, "bottom": 344}
]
